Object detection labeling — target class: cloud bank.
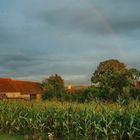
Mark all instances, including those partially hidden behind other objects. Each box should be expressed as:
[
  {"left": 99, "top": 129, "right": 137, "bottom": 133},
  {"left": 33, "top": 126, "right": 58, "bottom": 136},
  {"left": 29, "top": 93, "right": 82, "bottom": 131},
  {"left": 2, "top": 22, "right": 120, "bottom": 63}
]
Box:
[{"left": 0, "top": 0, "right": 140, "bottom": 85}]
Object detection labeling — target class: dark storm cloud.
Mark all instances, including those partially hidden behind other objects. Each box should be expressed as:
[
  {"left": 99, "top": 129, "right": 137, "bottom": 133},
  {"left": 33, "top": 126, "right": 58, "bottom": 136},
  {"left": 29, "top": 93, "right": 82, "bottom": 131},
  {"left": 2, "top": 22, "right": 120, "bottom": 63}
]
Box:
[
  {"left": 1, "top": 55, "right": 33, "bottom": 70},
  {"left": 0, "top": 0, "right": 140, "bottom": 84},
  {"left": 0, "top": 49, "right": 49, "bottom": 76},
  {"left": 36, "top": 0, "right": 140, "bottom": 35},
  {"left": 0, "top": 48, "right": 92, "bottom": 82}
]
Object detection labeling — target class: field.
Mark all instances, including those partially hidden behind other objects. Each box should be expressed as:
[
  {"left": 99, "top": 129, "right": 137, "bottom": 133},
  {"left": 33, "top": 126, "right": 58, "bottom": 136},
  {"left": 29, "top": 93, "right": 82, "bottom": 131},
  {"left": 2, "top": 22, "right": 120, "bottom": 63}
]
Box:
[
  {"left": 0, "top": 133, "right": 23, "bottom": 140},
  {"left": 0, "top": 100, "right": 140, "bottom": 140}
]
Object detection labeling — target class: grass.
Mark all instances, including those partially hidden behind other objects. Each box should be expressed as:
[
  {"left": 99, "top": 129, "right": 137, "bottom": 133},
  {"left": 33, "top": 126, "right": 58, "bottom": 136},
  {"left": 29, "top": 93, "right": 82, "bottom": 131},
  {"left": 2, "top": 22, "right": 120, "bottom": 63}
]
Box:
[
  {"left": 0, "top": 100, "right": 140, "bottom": 139},
  {"left": 0, "top": 133, "right": 23, "bottom": 140}
]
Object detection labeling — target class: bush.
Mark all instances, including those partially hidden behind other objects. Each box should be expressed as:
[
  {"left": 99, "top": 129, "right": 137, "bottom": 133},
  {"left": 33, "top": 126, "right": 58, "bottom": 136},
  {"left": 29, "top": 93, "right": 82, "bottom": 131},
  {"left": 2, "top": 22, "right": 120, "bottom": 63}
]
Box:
[
  {"left": 129, "top": 88, "right": 140, "bottom": 100},
  {"left": 63, "top": 87, "right": 99, "bottom": 103}
]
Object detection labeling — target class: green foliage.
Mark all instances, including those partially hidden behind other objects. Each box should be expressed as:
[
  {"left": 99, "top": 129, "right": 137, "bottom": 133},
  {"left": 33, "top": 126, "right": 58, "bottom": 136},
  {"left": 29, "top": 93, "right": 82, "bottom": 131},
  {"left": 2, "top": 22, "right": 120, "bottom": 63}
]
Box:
[
  {"left": 0, "top": 101, "right": 140, "bottom": 139},
  {"left": 62, "top": 87, "right": 99, "bottom": 103},
  {"left": 0, "top": 134, "right": 23, "bottom": 140},
  {"left": 129, "top": 68, "right": 140, "bottom": 81},
  {"left": 91, "top": 59, "right": 132, "bottom": 100},
  {"left": 42, "top": 74, "right": 65, "bottom": 100},
  {"left": 129, "top": 88, "right": 140, "bottom": 100},
  {"left": 42, "top": 83, "right": 55, "bottom": 100},
  {"left": 91, "top": 59, "right": 127, "bottom": 83},
  {"left": 41, "top": 60, "right": 140, "bottom": 102}
]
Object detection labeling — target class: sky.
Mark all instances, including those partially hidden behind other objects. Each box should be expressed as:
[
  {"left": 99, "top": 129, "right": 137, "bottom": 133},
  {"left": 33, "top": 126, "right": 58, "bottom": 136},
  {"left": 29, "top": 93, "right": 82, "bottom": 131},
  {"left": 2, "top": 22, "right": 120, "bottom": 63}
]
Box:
[{"left": 0, "top": 0, "right": 140, "bottom": 85}]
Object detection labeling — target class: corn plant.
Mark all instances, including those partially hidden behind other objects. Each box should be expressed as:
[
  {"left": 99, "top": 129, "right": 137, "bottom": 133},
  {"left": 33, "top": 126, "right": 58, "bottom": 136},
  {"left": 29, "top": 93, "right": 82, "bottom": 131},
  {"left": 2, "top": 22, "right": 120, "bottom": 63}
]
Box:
[{"left": 0, "top": 100, "right": 140, "bottom": 140}]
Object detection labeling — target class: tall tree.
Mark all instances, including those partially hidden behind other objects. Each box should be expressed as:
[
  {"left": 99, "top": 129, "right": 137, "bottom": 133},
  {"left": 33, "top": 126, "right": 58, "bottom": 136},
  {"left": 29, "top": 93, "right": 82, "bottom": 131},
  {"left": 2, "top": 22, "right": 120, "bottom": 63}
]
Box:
[
  {"left": 42, "top": 74, "right": 65, "bottom": 100},
  {"left": 91, "top": 59, "right": 130, "bottom": 98},
  {"left": 91, "top": 59, "right": 127, "bottom": 83}
]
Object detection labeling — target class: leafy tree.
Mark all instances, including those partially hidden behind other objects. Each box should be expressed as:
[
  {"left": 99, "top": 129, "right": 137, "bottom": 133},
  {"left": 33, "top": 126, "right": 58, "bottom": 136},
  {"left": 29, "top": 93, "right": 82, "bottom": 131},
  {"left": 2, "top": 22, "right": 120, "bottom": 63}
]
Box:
[
  {"left": 91, "top": 59, "right": 130, "bottom": 100},
  {"left": 128, "top": 68, "right": 140, "bottom": 98},
  {"left": 108, "top": 72, "right": 129, "bottom": 96},
  {"left": 42, "top": 74, "right": 65, "bottom": 100},
  {"left": 129, "top": 68, "right": 140, "bottom": 81},
  {"left": 91, "top": 59, "right": 127, "bottom": 83},
  {"left": 129, "top": 68, "right": 140, "bottom": 88},
  {"left": 42, "top": 83, "right": 54, "bottom": 100}
]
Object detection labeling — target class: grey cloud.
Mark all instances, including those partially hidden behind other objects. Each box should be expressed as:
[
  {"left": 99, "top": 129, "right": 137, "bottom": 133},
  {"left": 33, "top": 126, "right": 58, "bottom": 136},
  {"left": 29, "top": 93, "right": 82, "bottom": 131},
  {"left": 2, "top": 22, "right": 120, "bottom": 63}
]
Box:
[
  {"left": 0, "top": 0, "right": 140, "bottom": 84},
  {"left": 4, "top": 54, "right": 33, "bottom": 62},
  {"left": 36, "top": 0, "right": 140, "bottom": 35},
  {"left": 127, "top": 60, "right": 140, "bottom": 70},
  {"left": 39, "top": 8, "right": 111, "bottom": 35},
  {"left": 0, "top": 49, "right": 48, "bottom": 75},
  {"left": 0, "top": 48, "right": 94, "bottom": 82}
]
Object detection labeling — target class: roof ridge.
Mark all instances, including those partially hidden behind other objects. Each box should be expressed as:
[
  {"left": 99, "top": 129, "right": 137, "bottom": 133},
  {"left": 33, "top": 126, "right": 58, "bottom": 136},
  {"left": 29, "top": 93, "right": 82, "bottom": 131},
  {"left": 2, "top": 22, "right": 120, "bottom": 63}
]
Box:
[
  {"left": 0, "top": 77, "right": 39, "bottom": 84},
  {"left": 0, "top": 77, "right": 12, "bottom": 80}
]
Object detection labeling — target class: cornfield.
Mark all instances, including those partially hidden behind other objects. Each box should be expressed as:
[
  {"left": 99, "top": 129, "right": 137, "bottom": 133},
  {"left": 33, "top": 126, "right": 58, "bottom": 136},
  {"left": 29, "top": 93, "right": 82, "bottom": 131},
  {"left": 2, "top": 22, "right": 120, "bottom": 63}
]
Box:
[{"left": 0, "top": 100, "right": 140, "bottom": 140}]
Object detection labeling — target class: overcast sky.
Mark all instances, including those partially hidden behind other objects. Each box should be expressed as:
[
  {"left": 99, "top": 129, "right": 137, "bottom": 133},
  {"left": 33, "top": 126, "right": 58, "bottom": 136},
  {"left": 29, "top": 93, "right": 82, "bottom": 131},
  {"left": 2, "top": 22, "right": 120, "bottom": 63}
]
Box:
[{"left": 0, "top": 0, "right": 140, "bottom": 85}]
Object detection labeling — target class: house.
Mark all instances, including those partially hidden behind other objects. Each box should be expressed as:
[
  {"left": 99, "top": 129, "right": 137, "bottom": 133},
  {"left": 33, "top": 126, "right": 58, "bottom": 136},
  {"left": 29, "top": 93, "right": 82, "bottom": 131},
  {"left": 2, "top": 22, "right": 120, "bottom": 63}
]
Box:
[{"left": 0, "top": 78, "right": 43, "bottom": 101}]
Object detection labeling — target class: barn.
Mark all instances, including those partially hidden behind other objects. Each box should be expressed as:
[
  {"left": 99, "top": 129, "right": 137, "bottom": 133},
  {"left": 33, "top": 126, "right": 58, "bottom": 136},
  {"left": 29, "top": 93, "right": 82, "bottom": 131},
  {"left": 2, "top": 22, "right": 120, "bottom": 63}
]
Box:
[{"left": 0, "top": 78, "right": 43, "bottom": 101}]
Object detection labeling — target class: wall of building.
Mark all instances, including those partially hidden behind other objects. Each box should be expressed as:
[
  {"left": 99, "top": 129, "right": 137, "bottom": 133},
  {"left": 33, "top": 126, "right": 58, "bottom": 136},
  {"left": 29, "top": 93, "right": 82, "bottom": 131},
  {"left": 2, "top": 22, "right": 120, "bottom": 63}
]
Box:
[
  {"left": 5, "top": 92, "right": 30, "bottom": 100},
  {"left": 36, "top": 94, "right": 42, "bottom": 102}
]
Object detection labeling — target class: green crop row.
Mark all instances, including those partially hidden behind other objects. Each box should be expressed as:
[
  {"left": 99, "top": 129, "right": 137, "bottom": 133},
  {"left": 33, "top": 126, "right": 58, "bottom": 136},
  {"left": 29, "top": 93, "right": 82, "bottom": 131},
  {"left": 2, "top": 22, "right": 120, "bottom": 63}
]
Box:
[{"left": 0, "top": 100, "right": 140, "bottom": 140}]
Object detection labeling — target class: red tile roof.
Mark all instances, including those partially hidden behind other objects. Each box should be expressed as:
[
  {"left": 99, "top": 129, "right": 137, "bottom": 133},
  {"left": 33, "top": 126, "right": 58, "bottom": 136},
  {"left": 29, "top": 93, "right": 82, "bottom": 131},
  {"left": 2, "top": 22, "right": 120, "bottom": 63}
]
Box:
[{"left": 0, "top": 78, "right": 43, "bottom": 95}]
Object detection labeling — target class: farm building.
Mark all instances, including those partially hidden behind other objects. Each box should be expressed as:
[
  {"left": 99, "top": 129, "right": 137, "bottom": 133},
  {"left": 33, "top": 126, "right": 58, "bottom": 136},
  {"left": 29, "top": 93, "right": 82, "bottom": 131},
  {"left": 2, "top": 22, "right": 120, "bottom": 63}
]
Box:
[{"left": 0, "top": 78, "right": 43, "bottom": 101}]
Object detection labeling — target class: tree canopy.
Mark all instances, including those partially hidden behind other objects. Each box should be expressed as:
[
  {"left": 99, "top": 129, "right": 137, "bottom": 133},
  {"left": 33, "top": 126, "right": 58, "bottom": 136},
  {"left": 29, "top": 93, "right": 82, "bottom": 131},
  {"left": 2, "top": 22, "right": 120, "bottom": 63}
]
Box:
[
  {"left": 129, "top": 68, "right": 140, "bottom": 81},
  {"left": 91, "top": 59, "right": 130, "bottom": 99},
  {"left": 91, "top": 59, "right": 127, "bottom": 83},
  {"left": 42, "top": 74, "right": 65, "bottom": 100}
]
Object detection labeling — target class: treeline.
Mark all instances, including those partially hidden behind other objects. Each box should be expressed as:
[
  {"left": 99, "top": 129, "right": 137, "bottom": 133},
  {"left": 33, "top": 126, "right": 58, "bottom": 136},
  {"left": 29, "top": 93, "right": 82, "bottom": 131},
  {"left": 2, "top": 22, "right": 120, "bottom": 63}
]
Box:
[{"left": 42, "top": 59, "right": 140, "bottom": 102}]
